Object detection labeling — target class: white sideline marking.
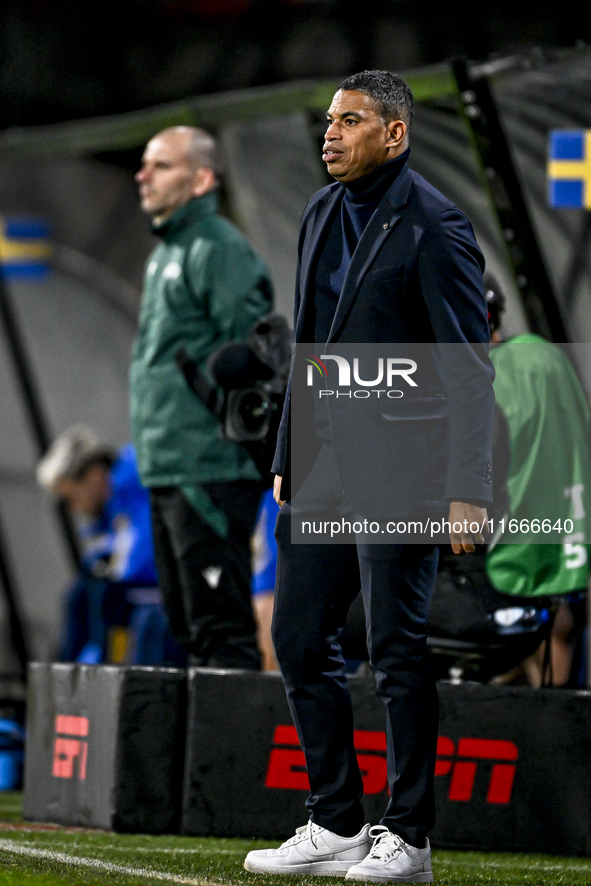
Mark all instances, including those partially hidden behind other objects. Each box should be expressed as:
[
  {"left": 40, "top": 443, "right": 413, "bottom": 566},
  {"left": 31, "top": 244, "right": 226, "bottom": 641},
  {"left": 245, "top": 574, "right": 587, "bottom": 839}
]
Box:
[
  {"left": 3, "top": 838, "right": 591, "bottom": 879},
  {"left": 0, "top": 838, "right": 219, "bottom": 884},
  {"left": 439, "top": 857, "right": 591, "bottom": 874},
  {"left": 98, "top": 846, "right": 239, "bottom": 855}
]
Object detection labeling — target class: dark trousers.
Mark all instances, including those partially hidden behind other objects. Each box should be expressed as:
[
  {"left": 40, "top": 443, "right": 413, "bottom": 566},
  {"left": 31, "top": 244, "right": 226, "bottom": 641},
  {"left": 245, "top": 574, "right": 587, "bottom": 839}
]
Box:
[
  {"left": 150, "top": 482, "right": 262, "bottom": 670},
  {"left": 272, "top": 443, "right": 439, "bottom": 846}
]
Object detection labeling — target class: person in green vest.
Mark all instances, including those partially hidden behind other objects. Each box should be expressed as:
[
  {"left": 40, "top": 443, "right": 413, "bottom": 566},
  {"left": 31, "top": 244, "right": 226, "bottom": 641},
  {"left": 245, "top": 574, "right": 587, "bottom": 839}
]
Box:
[
  {"left": 130, "top": 126, "right": 273, "bottom": 670},
  {"left": 485, "top": 280, "right": 591, "bottom": 685}
]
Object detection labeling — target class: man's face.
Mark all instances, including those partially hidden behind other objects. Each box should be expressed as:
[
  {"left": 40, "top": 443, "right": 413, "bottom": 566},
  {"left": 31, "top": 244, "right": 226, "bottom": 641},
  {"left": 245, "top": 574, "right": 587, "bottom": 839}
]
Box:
[
  {"left": 136, "top": 131, "right": 203, "bottom": 223},
  {"left": 322, "top": 89, "right": 406, "bottom": 183}
]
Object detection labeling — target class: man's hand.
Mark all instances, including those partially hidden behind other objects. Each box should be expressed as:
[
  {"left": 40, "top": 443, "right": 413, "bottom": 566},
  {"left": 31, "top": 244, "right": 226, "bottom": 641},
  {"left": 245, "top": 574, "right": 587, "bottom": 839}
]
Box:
[
  {"left": 448, "top": 501, "right": 489, "bottom": 555},
  {"left": 273, "top": 474, "right": 285, "bottom": 507}
]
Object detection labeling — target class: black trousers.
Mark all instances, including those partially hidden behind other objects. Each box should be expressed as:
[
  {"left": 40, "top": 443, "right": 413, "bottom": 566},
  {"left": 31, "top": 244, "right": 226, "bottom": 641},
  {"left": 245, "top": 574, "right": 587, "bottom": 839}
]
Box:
[
  {"left": 150, "top": 482, "right": 262, "bottom": 670},
  {"left": 272, "top": 443, "right": 439, "bottom": 847}
]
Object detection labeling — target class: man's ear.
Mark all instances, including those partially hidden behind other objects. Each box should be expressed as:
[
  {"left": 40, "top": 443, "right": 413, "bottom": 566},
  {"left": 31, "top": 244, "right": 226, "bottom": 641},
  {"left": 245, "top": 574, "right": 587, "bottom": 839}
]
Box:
[
  {"left": 192, "top": 166, "right": 217, "bottom": 197},
  {"left": 385, "top": 120, "right": 407, "bottom": 150}
]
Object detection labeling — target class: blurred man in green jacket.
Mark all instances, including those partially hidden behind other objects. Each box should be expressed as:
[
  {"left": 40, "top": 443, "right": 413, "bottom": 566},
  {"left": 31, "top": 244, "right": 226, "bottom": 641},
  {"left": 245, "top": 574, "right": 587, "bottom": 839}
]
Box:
[{"left": 130, "top": 126, "right": 273, "bottom": 669}]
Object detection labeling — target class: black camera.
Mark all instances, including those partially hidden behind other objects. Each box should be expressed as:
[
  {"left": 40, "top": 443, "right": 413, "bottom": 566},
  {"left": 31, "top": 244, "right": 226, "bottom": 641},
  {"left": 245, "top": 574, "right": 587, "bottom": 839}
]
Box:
[
  {"left": 176, "top": 313, "right": 291, "bottom": 475},
  {"left": 224, "top": 387, "right": 273, "bottom": 442}
]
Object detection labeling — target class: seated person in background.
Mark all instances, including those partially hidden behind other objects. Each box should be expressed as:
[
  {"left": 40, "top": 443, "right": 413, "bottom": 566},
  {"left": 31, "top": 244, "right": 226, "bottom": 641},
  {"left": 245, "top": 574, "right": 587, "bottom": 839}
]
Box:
[
  {"left": 337, "top": 277, "right": 591, "bottom": 686},
  {"left": 37, "top": 425, "right": 184, "bottom": 666},
  {"left": 484, "top": 280, "right": 591, "bottom": 687},
  {"left": 428, "top": 281, "right": 591, "bottom": 687}
]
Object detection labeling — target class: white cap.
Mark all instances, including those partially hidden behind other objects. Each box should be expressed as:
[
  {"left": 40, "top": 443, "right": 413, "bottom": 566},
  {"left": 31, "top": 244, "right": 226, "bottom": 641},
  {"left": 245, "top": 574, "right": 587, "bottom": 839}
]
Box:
[{"left": 36, "top": 425, "right": 114, "bottom": 492}]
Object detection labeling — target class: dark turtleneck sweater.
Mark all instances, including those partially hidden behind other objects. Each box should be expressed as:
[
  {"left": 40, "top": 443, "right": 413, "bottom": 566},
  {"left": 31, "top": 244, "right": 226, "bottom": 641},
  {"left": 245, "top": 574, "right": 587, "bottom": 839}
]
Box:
[
  {"left": 309, "top": 149, "right": 410, "bottom": 437},
  {"left": 308, "top": 148, "right": 410, "bottom": 346}
]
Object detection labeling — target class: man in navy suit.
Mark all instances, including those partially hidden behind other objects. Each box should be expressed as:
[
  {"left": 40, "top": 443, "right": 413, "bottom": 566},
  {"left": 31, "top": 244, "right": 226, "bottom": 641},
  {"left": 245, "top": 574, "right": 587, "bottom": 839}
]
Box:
[{"left": 245, "top": 71, "right": 494, "bottom": 883}]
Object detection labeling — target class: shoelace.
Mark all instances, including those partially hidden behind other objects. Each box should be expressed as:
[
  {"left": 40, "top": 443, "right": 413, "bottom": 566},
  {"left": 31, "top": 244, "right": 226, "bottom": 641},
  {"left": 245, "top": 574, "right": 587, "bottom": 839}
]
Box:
[
  {"left": 282, "top": 821, "right": 319, "bottom": 849},
  {"left": 367, "top": 826, "right": 404, "bottom": 861}
]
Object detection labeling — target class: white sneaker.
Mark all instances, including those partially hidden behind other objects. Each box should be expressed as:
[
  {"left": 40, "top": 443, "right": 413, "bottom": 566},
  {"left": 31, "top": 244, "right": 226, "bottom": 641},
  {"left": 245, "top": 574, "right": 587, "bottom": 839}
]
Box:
[
  {"left": 345, "top": 826, "right": 433, "bottom": 883},
  {"left": 244, "top": 820, "right": 373, "bottom": 875}
]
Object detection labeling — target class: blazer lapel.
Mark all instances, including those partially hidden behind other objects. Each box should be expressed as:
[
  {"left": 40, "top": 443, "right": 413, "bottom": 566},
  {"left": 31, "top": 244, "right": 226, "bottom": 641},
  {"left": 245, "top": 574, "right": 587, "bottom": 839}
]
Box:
[
  {"left": 296, "top": 188, "right": 343, "bottom": 340},
  {"left": 327, "top": 166, "right": 414, "bottom": 343}
]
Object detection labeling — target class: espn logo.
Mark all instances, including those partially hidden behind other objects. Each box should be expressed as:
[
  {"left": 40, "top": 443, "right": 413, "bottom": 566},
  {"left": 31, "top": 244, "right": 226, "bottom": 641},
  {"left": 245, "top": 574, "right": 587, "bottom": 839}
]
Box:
[
  {"left": 52, "top": 715, "right": 89, "bottom": 781},
  {"left": 266, "top": 725, "right": 387, "bottom": 795},
  {"left": 266, "top": 725, "right": 518, "bottom": 804},
  {"left": 436, "top": 736, "right": 518, "bottom": 804}
]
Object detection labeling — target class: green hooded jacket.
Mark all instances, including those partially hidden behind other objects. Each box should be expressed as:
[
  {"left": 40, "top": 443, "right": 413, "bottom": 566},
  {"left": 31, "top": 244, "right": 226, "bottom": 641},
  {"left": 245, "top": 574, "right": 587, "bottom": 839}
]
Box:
[
  {"left": 486, "top": 333, "right": 591, "bottom": 596},
  {"left": 129, "top": 191, "right": 273, "bottom": 531}
]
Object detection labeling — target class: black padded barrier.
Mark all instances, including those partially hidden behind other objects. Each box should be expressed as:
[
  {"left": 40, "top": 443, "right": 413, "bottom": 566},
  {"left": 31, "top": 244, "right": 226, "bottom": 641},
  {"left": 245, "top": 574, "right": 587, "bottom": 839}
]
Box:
[
  {"left": 23, "top": 663, "right": 186, "bottom": 832},
  {"left": 22, "top": 663, "right": 591, "bottom": 853},
  {"left": 182, "top": 668, "right": 591, "bottom": 856}
]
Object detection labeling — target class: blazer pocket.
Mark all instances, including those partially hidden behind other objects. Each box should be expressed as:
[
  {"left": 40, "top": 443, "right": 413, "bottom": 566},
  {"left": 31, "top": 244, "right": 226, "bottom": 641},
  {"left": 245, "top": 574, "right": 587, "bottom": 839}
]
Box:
[
  {"left": 364, "top": 266, "right": 404, "bottom": 284},
  {"left": 376, "top": 395, "right": 449, "bottom": 509},
  {"left": 379, "top": 394, "right": 448, "bottom": 421}
]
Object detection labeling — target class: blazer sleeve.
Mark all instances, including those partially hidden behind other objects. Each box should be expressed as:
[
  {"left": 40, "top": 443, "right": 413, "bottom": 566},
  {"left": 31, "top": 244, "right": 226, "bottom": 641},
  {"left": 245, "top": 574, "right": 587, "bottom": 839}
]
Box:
[{"left": 418, "top": 208, "right": 495, "bottom": 504}]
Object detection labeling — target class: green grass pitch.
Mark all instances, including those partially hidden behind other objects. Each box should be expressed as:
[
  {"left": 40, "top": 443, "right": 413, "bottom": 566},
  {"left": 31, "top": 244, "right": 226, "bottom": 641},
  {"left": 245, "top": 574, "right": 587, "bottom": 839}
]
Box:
[{"left": 2, "top": 792, "right": 591, "bottom": 885}]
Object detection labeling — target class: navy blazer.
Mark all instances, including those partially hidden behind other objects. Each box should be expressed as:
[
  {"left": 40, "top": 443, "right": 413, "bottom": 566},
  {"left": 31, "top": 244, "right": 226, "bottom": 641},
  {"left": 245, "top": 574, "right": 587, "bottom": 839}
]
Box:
[{"left": 273, "top": 161, "right": 495, "bottom": 518}]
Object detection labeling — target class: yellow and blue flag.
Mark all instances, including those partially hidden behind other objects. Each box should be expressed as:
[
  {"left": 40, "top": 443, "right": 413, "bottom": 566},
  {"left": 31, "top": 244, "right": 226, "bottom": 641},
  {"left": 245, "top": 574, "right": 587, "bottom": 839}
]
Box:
[
  {"left": 0, "top": 216, "right": 52, "bottom": 278},
  {"left": 548, "top": 130, "right": 591, "bottom": 209}
]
